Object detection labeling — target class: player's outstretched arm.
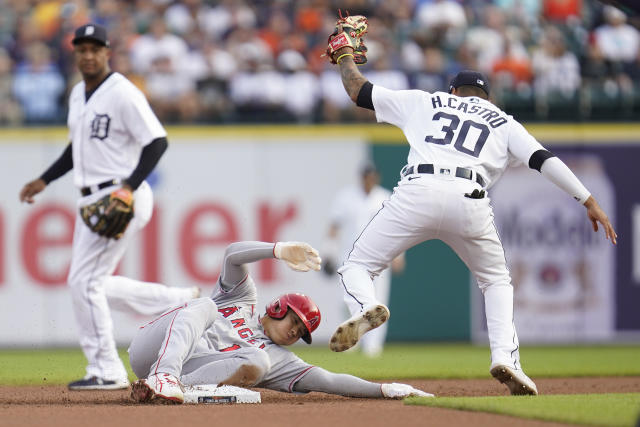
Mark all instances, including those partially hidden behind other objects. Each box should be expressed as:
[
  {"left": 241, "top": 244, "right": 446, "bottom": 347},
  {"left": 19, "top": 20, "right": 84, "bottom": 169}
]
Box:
[
  {"left": 19, "top": 178, "right": 47, "bottom": 204},
  {"left": 336, "top": 49, "right": 368, "bottom": 103},
  {"left": 293, "top": 367, "right": 433, "bottom": 398},
  {"left": 324, "top": 13, "right": 369, "bottom": 102},
  {"left": 584, "top": 196, "right": 617, "bottom": 245},
  {"left": 219, "top": 241, "right": 321, "bottom": 289},
  {"left": 532, "top": 152, "right": 617, "bottom": 245}
]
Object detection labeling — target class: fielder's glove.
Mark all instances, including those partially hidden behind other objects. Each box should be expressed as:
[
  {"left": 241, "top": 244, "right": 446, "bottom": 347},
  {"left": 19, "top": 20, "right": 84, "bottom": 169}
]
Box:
[
  {"left": 381, "top": 383, "right": 434, "bottom": 399},
  {"left": 274, "top": 242, "right": 322, "bottom": 272},
  {"left": 80, "top": 187, "right": 134, "bottom": 240},
  {"left": 325, "top": 10, "right": 368, "bottom": 65}
]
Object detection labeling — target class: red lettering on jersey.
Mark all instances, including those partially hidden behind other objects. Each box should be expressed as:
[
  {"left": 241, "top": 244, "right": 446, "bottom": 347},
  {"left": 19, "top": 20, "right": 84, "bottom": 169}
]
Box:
[
  {"left": 218, "top": 306, "right": 238, "bottom": 318},
  {"left": 21, "top": 204, "right": 74, "bottom": 286},
  {"left": 238, "top": 328, "right": 254, "bottom": 338},
  {"left": 259, "top": 343, "right": 266, "bottom": 349},
  {"left": 220, "top": 344, "right": 241, "bottom": 352},
  {"left": 179, "top": 203, "right": 238, "bottom": 283},
  {"left": 257, "top": 202, "right": 297, "bottom": 282},
  {"left": 247, "top": 339, "right": 258, "bottom": 345},
  {"left": 231, "top": 318, "right": 246, "bottom": 328}
]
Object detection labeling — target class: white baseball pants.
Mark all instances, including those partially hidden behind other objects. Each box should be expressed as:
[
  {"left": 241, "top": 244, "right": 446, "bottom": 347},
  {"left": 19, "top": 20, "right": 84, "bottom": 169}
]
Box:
[
  {"left": 68, "top": 182, "right": 194, "bottom": 381},
  {"left": 338, "top": 172, "right": 521, "bottom": 369}
]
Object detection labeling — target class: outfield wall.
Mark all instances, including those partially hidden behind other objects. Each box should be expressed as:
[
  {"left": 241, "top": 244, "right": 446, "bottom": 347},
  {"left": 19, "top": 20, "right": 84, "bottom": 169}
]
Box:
[{"left": 0, "top": 124, "right": 639, "bottom": 347}]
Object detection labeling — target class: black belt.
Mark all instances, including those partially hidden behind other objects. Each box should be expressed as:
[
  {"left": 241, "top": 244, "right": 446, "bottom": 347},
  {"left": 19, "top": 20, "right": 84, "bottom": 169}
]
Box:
[
  {"left": 402, "top": 164, "right": 486, "bottom": 187},
  {"left": 80, "top": 179, "right": 120, "bottom": 196}
]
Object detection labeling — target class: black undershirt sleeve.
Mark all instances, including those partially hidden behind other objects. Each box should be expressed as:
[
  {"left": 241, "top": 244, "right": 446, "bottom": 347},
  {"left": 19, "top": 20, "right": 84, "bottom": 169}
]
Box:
[
  {"left": 124, "top": 137, "right": 168, "bottom": 190},
  {"left": 40, "top": 143, "right": 73, "bottom": 184},
  {"left": 528, "top": 149, "right": 556, "bottom": 172},
  {"left": 356, "top": 81, "right": 374, "bottom": 111}
]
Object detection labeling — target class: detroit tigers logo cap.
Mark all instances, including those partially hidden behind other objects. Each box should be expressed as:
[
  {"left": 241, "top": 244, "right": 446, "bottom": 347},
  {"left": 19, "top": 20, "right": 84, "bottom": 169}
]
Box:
[
  {"left": 72, "top": 23, "right": 110, "bottom": 47},
  {"left": 449, "top": 70, "right": 490, "bottom": 96}
]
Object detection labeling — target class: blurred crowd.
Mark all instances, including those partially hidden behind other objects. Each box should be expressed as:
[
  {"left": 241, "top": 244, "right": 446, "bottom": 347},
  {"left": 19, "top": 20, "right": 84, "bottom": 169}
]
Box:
[{"left": 1, "top": 0, "right": 640, "bottom": 125}]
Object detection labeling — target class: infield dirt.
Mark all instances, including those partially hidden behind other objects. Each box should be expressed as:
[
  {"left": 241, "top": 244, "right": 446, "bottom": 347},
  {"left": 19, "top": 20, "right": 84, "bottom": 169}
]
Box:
[{"left": 2, "top": 377, "right": 638, "bottom": 427}]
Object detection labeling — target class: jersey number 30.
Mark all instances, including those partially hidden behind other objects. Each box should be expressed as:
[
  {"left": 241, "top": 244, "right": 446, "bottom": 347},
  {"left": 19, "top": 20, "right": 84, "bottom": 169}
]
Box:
[{"left": 425, "top": 112, "right": 489, "bottom": 158}]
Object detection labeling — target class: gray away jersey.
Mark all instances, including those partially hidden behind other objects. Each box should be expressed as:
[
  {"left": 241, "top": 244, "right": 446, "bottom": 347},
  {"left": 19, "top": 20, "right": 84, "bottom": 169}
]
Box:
[{"left": 203, "top": 242, "right": 315, "bottom": 392}]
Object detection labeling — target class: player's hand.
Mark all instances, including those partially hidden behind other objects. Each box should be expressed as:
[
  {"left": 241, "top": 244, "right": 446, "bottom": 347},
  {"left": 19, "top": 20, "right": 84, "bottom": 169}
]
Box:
[
  {"left": 381, "top": 383, "right": 434, "bottom": 399},
  {"left": 274, "top": 242, "right": 322, "bottom": 272},
  {"left": 104, "top": 185, "right": 133, "bottom": 216},
  {"left": 19, "top": 178, "right": 47, "bottom": 204},
  {"left": 584, "top": 196, "right": 617, "bottom": 245}
]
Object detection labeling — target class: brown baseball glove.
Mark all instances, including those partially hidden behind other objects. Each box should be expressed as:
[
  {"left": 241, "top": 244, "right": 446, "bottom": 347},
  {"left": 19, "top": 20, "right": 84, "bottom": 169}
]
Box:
[
  {"left": 325, "top": 10, "right": 369, "bottom": 65},
  {"left": 80, "top": 188, "right": 134, "bottom": 240}
]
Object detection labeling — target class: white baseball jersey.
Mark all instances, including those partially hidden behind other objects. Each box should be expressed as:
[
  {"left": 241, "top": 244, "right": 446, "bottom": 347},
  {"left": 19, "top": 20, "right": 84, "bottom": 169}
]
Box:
[
  {"left": 67, "top": 72, "right": 166, "bottom": 188},
  {"left": 372, "top": 87, "right": 545, "bottom": 187},
  {"left": 336, "top": 85, "right": 559, "bottom": 372}
]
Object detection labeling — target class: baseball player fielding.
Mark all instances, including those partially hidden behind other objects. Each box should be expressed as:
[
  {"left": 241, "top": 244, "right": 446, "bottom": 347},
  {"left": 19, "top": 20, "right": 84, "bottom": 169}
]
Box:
[{"left": 324, "top": 12, "right": 617, "bottom": 397}]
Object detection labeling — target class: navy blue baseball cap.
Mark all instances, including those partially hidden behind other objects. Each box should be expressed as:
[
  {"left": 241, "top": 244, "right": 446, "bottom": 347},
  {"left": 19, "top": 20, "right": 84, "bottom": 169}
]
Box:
[
  {"left": 449, "top": 70, "right": 490, "bottom": 95},
  {"left": 72, "top": 23, "right": 110, "bottom": 47}
]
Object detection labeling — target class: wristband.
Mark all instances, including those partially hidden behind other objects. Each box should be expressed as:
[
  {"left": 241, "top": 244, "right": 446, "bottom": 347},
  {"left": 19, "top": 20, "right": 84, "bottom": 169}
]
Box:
[{"left": 336, "top": 53, "right": 354, "bottom": 64}]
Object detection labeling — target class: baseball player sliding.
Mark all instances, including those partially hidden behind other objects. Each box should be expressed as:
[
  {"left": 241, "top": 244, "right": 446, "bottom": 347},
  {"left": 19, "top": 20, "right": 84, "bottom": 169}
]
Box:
[
  {"left": 324, "top": 13, "right": 617, "bottom": 395},
  {"left": 19, "top": 24, "right": 197, "bottom": 391},
  {"left": 128, "top": 241, "right": 431, "bottom": 404}
]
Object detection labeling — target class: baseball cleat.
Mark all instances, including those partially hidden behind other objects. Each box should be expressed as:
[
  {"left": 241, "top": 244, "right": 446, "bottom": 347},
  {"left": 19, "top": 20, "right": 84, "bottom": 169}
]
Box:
[
  {"left": 330, "top": 304, "right": 390, "bottom": 352},
  {"left": 130, "top": 373, "right": 185, "bottom": 404},
  {"left": 68, "top": 376, "right": 130, "bottom": 391},
  {"left": 490, "top": 365, "right": 538, "bottom": 396}
]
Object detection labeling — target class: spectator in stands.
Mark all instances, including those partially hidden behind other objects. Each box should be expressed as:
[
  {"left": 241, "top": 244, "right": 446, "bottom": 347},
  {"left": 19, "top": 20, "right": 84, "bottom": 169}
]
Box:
[
  {"left": 415, "top": 0, "right": 467, "bottom": 48},
  {"left": 12, "top": 41, "right": 65, "bottom": 124},
  {"left": 228, "top": 37, "right": 288, "bottom": 121},
  {"left": 594, "top": 6, "right": 640, "bottom": 81},
  {"left": 491, "top": 33, "right": 533, "bottom": 93},
  {"left": 531, "top": 26, "right": 581, "bottom": 110},
  {"left": 92, "top": 0, "right": 122, "bottom": 29},
  {"left": 410, "top": 47, "right": 449, "bottom": 93},
  {"left": 277, "top": 49, "right": 320, "bottom": 122},
  {"left": 0, "top": 0, "right": 638, "bottom": 123},
  {"left": 543, "top": 0, "right": 582, "bottom": 23},
  {"left": 0, "top": 47, "right": 22, "bottom": 125},
  {"left": 145, "top": 53, "right": 200, "bottom": 123},
  {"left": 111, "top": 48, "right": 147, "bottom": 95},
  {"left": 129, "top": 14, "right": 188, "bottom": 74},
  {"left": 465, "top": 6, "right": 528, "bottom": 75},
  {"left": 320, "top": 66, "right": 355, "bottom": 122}
]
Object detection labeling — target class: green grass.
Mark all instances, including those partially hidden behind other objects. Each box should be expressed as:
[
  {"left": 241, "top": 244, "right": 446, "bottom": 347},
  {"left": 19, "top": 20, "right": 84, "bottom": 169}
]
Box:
[
  {"left": 292, "top": 343, "right": 640, "bottom": 379},
  {"left": 0, "top": 348, "right": 136, "bottom": 385},
  {"left": 0, "top": 343, "right": 639, "bottom": 385},
  {"left": 407, "top": 393, "right": 640, "bottom": 427}
]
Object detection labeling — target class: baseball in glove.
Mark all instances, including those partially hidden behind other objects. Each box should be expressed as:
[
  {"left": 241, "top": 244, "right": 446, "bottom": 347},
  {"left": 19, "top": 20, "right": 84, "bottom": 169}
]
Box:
[
  {"left": 80, "top": 187, "right": 134, "bottom": 240},
  {"left": 325, "top": 10, "right": 369, "bottom": 65}
]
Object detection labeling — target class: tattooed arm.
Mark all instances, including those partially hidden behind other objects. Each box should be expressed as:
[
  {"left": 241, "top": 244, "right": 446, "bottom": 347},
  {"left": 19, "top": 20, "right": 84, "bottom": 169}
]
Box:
[{"left": 335, "top": 47, "right": 370, "bottom": 105}]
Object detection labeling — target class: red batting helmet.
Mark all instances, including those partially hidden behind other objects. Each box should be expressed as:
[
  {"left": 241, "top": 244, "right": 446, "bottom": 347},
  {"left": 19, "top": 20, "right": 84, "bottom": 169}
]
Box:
[{"left": 265, "top": 293, "right": 321, "bottom": 344}]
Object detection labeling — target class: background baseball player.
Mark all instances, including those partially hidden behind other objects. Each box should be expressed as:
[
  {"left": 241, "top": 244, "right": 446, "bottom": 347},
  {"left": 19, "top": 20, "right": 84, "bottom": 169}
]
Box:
[
  {"left": 128, "top": 240, "right": 431, "bottom": 404},
  {"left": 18, "top": 23, "right": 196, "bottom": 391},
  {"left": 323, "top": 14, "right": 617, "bottom": 396},
  {"left": 324, "top": 163, "right": 405, "bottom": 357}
]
